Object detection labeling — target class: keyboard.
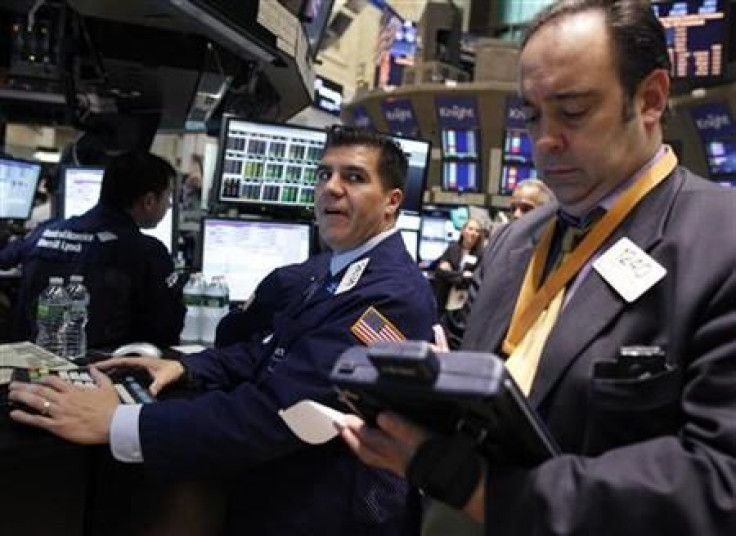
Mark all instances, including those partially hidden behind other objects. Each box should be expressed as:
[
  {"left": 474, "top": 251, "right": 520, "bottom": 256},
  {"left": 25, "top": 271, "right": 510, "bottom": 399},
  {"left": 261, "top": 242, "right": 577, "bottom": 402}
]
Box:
[{"left": 7, "top": 367, "right": 155, "bottom": 405}]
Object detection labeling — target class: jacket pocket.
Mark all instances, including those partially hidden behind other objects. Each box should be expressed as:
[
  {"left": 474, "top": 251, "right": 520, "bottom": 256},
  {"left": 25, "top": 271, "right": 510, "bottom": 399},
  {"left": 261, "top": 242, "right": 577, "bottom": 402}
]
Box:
[{"left": 583, "top": 365, "right": 683, "bottom": 455}]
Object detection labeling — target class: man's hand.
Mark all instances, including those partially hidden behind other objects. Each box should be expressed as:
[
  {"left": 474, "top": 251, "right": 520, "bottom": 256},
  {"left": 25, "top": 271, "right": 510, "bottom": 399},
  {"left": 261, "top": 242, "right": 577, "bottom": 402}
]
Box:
[
  {"left": 8, "top": 367, "right": 120, "bottom": 444},
  {"left": 95, "top": 357, "right": 185, "bottom": 396},
  {"left": 339, "top": 411, "right": 429, "bottom": 478}
]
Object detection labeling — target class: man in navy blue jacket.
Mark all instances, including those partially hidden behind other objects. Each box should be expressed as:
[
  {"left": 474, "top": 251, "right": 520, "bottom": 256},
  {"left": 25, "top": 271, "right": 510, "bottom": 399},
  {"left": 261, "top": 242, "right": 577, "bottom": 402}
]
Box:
[
  {"left": 0, "top": 151, "right": 184, "bottom": 347},
  {"left": 9, "top": 127, "right": 437, "bottom": 535}
]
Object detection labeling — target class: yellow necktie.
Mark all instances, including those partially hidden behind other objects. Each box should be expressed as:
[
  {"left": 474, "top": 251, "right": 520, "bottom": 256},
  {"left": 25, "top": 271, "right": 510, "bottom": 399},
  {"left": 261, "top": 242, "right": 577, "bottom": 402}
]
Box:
[{"left": 505, "top": 224, "right": 584, "bottom": 395}]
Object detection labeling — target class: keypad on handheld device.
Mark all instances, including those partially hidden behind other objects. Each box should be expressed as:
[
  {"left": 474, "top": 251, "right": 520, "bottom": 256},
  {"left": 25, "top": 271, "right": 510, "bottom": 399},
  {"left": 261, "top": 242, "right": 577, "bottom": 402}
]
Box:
[{"left": 11, "top": 367, "right": 155, "bottom": 404}]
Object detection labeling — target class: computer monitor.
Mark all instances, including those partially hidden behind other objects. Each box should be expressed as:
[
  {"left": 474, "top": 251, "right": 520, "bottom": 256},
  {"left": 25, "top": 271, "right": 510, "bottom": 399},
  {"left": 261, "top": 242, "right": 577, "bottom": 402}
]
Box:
[
  {"left": 392, "top": 135, "right": 431, "bottom": 214},
  {"left": 0, "top": 156, "right": 42, "bottom": 221},
  {"left": 200, "top": 218, "right": 312, "bottom": 302},
  {"left": 442, "top": 161, "right": 479, "bottom": 193},
  {"left": 652, "top": 0, "right": 729, "bottom": 80},
  {"left": 440, "top": 129, "right": 479, "bottom": 160},
  {"left": 500, "top": 163, "right": 539, "bottom": 196},
  {"left": 302, "top": 0, "right": 336, "bottom": 59},
  {"left": 418, "top": 204, "right": 468, "bottom": 264},
  {"left": 704, "top": 138, "right": 736, "bottom": 177},
  {"left": 60, "top": 167, "right": 105, "bottom": 220},
  {"left": 216, "top": 117, "right": 327, "bottom": 212},
  {"left": 60, "top": 166, "right": 176, "bottom": 253},
  {"left": 399, "top": 229, "right": 419, "bottom": 262}
]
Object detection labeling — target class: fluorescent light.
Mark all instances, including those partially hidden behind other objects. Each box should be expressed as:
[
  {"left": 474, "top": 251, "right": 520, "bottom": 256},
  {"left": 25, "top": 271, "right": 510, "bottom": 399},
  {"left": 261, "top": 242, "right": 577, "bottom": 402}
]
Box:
[{"left": 33, "top": 148, "right": 61, "bottom": 163}]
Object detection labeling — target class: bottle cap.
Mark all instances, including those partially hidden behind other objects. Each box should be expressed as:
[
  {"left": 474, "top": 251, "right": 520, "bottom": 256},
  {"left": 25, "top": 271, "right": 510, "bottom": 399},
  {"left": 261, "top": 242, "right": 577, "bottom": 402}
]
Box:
[
  {"left": 49, "top": 276, "right": 64, "bottom": 285},
  {"left": 70, "top": 275, "right": 84, "bottom": 283}
]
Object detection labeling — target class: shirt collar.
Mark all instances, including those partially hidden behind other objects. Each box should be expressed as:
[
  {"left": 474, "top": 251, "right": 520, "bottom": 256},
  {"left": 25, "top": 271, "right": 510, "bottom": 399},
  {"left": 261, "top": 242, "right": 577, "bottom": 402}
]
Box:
[
  {"left": 330, "top": 227, "right": 397, "bottom": 276},
  {"left": 558, "top": 145, "right": 668, "bottom": 228}
]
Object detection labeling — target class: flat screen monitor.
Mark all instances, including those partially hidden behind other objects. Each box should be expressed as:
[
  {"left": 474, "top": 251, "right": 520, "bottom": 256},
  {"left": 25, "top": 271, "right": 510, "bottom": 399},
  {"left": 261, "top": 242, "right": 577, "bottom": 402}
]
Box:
[
  {"left": 0, "top": 156, "right": 42, "bottom": 220},
  {"left": 502, "top": 128, "right": 535, "bottom": 165},
  {"left": 397, "top": 211, "right": 422, "bottom": 232},
  {"left": 302, "top": 0, "right": 335, "bottom": 58},
  {"left": 418, "top": 204, "right": 468, "bottom": 264},
  {"left": 500, "top": 163, "right": 540, "bottom": 196},
  {"left": 442, "top": 160, "right": 479, "bottom": 193},
  {"left": 60, "top": 166, "right": 175, "bottom": 253},
  {"left": 400, "top": 229, "right": 419, "bottom": 262},
  {"left": 441, "top": 129, "right": 479, "bottom": 159},
  {"left": 652, "top": 0, "right": 728, "bottom": 80},
  {"left": 392, "top": 135, "right": 431, "bottom": 213},
  {"left": 217, "top": 117, "right": 327, "bottom": 211},
  {"left": 704, "top": 138, "right": 736, "bottom": 177},
  {"left": 200, "top": 218, "right": 312, "bottom": 302}
]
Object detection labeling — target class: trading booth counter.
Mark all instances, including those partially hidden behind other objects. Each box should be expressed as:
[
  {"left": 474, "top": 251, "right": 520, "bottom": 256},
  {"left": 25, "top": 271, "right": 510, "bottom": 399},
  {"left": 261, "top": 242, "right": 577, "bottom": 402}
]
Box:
[{"left": 0, "top": 351, "right": 225, "bottom": 536}]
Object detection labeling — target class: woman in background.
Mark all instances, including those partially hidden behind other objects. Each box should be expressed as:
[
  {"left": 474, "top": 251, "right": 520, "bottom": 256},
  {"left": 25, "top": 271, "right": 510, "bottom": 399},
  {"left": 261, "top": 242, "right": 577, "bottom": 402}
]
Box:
[{"left": 432, "top": 218, "right": 484, "bottom": 317}]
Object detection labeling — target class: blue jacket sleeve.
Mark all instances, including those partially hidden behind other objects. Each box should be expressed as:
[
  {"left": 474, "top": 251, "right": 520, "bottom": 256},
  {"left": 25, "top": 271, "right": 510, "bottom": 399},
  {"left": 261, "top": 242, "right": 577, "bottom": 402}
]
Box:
[{"left": 139, "top": 265, "right": 436, "bottom": 477}]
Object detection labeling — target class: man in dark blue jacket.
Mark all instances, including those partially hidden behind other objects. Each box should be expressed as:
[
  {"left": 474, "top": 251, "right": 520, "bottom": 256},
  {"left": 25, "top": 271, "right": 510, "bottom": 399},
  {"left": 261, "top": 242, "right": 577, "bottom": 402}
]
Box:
[
  {"left": 9, "top": 127, "right": 437, "bottom": 535},
  {"left": 0, "top": 151, "right": 184, "bottom": 347}
]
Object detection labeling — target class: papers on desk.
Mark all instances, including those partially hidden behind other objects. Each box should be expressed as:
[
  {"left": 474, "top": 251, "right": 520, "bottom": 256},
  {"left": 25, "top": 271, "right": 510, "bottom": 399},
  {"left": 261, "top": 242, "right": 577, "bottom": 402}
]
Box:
[
  {"left": 279, "top": 400, "right": 347, "bottom": 445},
  {"left": 0, "top": 341, "right": 77, "bottom": 370}
]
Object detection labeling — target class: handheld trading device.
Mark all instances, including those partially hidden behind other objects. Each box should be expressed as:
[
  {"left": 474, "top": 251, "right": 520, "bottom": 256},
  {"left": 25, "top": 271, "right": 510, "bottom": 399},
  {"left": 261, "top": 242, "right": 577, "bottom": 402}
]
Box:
[{"left": 330, "top": 341, "right": 560, "bottom": 466}]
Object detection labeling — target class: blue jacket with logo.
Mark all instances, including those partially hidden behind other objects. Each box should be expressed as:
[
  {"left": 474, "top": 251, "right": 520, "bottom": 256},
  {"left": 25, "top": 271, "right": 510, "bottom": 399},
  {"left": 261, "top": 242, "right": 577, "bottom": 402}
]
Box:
[
  {"left": 0, "top": 203, "right": 185, "bottom": 347},
  {"left": 138, "top": 232, "right": 436, "bottom": 535}
]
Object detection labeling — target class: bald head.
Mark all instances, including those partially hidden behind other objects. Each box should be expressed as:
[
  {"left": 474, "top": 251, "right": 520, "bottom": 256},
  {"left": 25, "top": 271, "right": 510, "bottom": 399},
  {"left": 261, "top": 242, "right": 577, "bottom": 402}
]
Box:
[{"left": 510, "top": 179, "right": 553, "bottom": 220}]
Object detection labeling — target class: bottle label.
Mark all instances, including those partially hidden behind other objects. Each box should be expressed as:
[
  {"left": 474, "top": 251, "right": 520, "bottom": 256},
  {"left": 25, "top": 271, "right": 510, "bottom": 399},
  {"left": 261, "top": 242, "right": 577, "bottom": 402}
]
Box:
[
  {"left": 37, "top": 304, "right": 65, "bottom": 321},
  {"left": 184, "top": 294, "right": 201, "bottom": 306}
]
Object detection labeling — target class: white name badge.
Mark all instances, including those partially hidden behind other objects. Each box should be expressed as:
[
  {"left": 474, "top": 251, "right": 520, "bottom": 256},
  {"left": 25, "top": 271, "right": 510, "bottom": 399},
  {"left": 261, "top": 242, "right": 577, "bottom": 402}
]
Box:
[
  {"left": 335, "top": 258, "right": 370, "bottom": 295},
  {"left": 593, "top": 237, "right": 666, "bottom": 303}
]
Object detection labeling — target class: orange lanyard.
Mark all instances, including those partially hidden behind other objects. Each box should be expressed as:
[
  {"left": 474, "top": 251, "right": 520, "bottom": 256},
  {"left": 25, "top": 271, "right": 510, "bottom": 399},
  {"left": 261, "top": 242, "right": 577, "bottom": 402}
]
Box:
[{"left": 502, "top": 148, "right": 678, "bottom": 355}]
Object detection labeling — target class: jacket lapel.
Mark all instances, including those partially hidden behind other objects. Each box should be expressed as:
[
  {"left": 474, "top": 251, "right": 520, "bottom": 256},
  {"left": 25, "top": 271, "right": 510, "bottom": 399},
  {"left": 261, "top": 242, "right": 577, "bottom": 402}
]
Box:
[{"left": 528, "top": 172, "right": 682, "bottom": 406}]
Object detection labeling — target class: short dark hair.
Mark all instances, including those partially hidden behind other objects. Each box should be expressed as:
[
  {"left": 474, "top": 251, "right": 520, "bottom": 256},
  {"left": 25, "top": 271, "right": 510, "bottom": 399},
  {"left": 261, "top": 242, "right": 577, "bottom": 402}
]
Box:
[
  {"left": 522, "top": 0, "right": 671, "bottom": 117},
  {"left": 99, "top": 151, "right": 176, "bottom": 209},
  {"left": 324, "top": 126, "right": 408, "bottom": 192}
]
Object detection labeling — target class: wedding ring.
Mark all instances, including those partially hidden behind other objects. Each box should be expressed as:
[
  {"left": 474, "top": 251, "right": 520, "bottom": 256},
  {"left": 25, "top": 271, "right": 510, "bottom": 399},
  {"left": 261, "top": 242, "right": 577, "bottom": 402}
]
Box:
[{"left": 42, "top": 399, "right": 52, "bottom": 417}]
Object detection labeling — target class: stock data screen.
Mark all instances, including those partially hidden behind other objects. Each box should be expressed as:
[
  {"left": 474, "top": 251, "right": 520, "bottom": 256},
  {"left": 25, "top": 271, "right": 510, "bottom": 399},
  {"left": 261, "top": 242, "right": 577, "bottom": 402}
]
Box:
[
  {"left": 442, "top": 161, "right": 478, "bottom": 193},
  {"left": 653, "top": 0, "right": 727, "bottom": 79},
  {"left": 218, "top": 119, "right": 326, "bottom": 210},
  {"left": 0, "top": 157, "right": 41, "bottom": 220},
  {"left": 441, "top": 129, "right": 479, "bottom": 159}
]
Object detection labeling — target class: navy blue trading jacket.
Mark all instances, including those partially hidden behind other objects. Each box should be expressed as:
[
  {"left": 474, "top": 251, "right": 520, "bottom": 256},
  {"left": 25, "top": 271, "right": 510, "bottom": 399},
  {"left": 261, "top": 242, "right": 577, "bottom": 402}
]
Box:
[
  {"left": 138, "top": 232, "right": 437, "bottom": 535},
  {"left": 0, "top": 204, "right": 185, "bottom": 347}
]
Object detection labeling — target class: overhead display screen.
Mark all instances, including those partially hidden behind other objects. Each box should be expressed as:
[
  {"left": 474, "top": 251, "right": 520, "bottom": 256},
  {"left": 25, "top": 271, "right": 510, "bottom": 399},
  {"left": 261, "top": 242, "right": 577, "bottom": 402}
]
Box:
[{"left": 652, "top": 0, "right": 728, "bottom": 79}]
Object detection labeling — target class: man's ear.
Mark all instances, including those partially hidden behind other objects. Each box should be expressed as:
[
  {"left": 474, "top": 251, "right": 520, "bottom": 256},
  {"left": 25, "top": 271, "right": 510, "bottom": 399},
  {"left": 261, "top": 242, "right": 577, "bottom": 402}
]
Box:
[
  {"left": 386, "top": 188, "right": 403, "bottom": 216},
  {"left": 638, "top": 68, "right": 670, "bottom": 127}
]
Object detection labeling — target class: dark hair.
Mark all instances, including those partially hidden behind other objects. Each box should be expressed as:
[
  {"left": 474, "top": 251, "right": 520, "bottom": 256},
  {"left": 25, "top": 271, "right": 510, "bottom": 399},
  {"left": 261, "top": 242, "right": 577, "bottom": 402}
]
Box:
[
  {"left": 324, "top": 126, "right": 408, "bottom": 192},
  {"left": 99, "top": 151, "right": 176, "bottom": 209},
  {"left": 522, "top": 0, "right": 670, "bottom": 119}
]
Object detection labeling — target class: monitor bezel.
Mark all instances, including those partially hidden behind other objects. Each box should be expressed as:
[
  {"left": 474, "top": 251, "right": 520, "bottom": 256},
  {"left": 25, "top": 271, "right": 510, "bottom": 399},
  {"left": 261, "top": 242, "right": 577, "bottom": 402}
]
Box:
[
  {"left": 391, "top": 132, "right": 432, "bottom": 214},
  {"left": 0, "top": 155, "right": 43, "bottom": 222}
]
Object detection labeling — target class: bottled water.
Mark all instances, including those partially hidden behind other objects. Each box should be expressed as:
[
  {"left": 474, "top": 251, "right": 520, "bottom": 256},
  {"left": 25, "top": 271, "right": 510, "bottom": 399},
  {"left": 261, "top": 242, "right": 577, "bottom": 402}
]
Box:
[
  {"left": 181, "top": 273, "right": 204, "bottom": 342},
  {"left": 35, "top": 276, "right": 70, "bottom": 357},
  {"left": 64, "top": 275, "right": 90, "bottom": 361},
  {"left": 201, "top": 276, "right": 230, "bottom": 344}
]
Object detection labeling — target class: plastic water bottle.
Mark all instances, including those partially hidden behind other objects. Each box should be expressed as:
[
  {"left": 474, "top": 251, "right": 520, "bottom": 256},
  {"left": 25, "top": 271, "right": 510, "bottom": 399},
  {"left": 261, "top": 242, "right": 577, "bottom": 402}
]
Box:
[
  {"left": 201, "top": 276, "right": 229, "bottom": 344},
  {"left": 181, "top": 273, "right": 204, "bottom": 342},
  {"left": 35, "top": 276, "right": 70, "bottom": 357},
  {"left": 64, "top": 275, "right": 90, "bottom": 361}
]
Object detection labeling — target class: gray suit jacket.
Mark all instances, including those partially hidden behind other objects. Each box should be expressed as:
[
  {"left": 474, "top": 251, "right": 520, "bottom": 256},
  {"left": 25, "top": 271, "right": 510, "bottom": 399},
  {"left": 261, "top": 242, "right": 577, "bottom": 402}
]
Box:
[{"left": 464, "top": 167, "right": 736, "bottom": 535}]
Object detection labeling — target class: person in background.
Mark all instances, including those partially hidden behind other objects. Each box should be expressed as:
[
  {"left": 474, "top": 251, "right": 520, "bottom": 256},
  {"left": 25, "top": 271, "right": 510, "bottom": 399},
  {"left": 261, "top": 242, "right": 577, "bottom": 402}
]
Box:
[
  {"left": 8, "top": 127, "right": 437, "bottom": 535},
  {"left": 0, "top": 151, "right": 184, "bottom": 348},
  {"left": 431, "top": 218, "right": 484, "bottom": 317},
  {"left": 339, "top": 1, "right": 736, "bottom": 534},
  {"left": 509, "top": 178, "right": 553, "bottom": 221}
]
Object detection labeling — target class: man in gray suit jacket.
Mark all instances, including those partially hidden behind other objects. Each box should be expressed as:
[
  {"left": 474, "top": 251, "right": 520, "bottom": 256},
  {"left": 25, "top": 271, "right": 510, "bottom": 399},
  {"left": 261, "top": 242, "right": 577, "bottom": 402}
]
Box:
[{"left": 339, "top": 1, "right": 736, "bottom": 534}]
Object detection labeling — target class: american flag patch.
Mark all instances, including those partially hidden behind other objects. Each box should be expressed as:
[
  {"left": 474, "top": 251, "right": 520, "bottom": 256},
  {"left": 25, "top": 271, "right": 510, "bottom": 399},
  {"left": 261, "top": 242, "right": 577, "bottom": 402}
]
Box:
[{"left": 351, "top": 306, "right": 406, "bottom": 345}]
